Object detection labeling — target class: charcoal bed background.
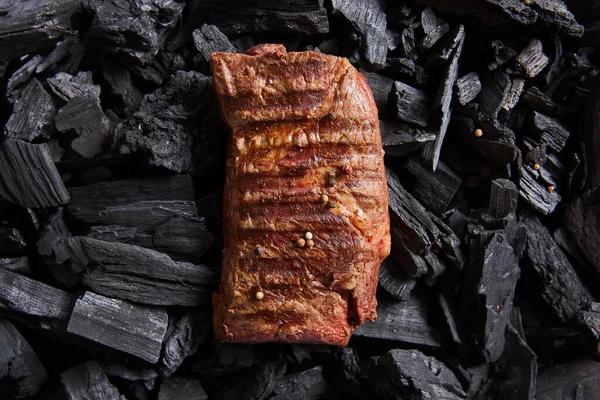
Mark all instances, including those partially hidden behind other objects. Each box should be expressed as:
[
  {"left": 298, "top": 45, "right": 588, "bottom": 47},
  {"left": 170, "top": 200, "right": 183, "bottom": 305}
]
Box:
[{"left": 1, "top": 0, "right": 600, "bottom": 399}]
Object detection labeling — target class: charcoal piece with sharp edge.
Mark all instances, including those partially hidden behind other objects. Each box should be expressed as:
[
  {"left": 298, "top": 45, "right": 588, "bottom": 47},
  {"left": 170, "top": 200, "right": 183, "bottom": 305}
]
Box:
[
  {"left": 487, "top": 179, "right": 518, "bottom": 218},
  {"left": 47, "top": 71, "right": 101, "bottom": 102},
  {"left": 362, "top": 71, "right": 394, "bottom": 113},
  {"left": 380, "top": 119, "right": 435, "bottom": 157},
  {"left": 515, "top": 39, "right": 550, "bottom": 78},
  {"left": 35, "top": 36, "right": 80, "bottom": 74},
  {"left": 61, "top": 360, "right": 122, "bottom": 400},
  {"left": 4, "top": 78, "right": 57, "bottom": 141},
  {"left": 354, "top": 294, "right": 441, "bottom": 347},
  {"left": 455, "top": 72, "right": 481, "bottom": 106},
  {"left": 213, "top": 358, "right": 287, "bottom": 400},
  {"left": 425, "top": 25, "right": 465, "bottom": 69},
  {"left": 400, "top": 27, "right": 418, "bottom": 61},
  {"left": 37, "top": 208, "right": 87, "bottom": 288},
  {"left": 67, "top": 291, "right": 168, "bottom": 363},
  {"left": 521, "top": 86, "right": 565, "bottom": 117},
  {"left": 478, "top": 71, "right": 512, "bottom": 119},
  {"left": 488, "top": 40, "right": 517, "bottom": 71},
  {"left": 0, "top": 318, "right": 48, "bottom": 399},
  {"left": 79, "top": 238, "right": 219, "bottom": 306},
  {"left": 99, "top": 59, "right": 142, "bottom": 116},
  {"left": 369, "top": 349, "right": 467, "bottom": 399},
  {"left": 406, "top": 157, "right": 462, "bottom": 215},
  {"left": 422, "top": 27, "right": 464, "bottom": 171},
  {"left": 417, "top": 7, "right": 450, "bottom": 53},
  {"left": 159, "top": 312, "right": 210, "bottom": 377},
  {"left": 193, "top": 24, "right": 237, "bottom": 64},
  {"left": 115, "top": 71, "right": 212, "bottom": 173},
  {"left": 270, "top": 366, "right": 332, "bottom": 400},
  {"left": 530, "top": 111, "right": 571, "bottom": 152},
  {"left": 528, "top": 0, "right": 584, "bottom": 37},
  {"left": 158, "top": 377, "right": 208, "bottom": 400},
  {"left": 564, "top": 187, "right": 600, "bottom": 273},
  {"left": 55, "top": 96, "right": 112, "bottom": 159},
  {"left": 385, "top": 57, "right": 428, "bottom": 85},
  {"left": 0, "top": 0, "right": 81, "bottom": 60},
  {"left": 0, "top": 139, "right": 70, "bottom": 208},
  {"left": 0, "top": 268, "right": 74, "bottom": 329},
  {"left": 517, "top": 152, "right": 561, "bottom": 215},
  {"left": 536, "top": 359, "right": 600, "bottom": 399},
  {"left": 391, "top": 81, "right": 431, "bottom": 127},
  {"left": 378, "top": 257, "right": 417, "bottom": 301},
  {"left": 6, "top": 55, "right": 45, "bottom": 96},
  {"left": 501, "top": 77, "right": 525, "bottom": 112},
  {"left": 0, "top": 257, "right": 31, "bottom": 276},
  {"left": 68, "top": 174, "right": 195, "bottom": 224},
  {"left": 437, "top": 291, "right": 464, "bottom": 345}
]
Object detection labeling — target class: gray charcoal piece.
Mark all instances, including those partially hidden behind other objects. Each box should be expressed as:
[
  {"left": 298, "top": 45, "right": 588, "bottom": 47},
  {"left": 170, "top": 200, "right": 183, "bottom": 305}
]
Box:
[
  {"left": 542, "top": 34, "right": 563, "bottom": 87},
  {"left": 536, "top": 359, "right": 600, "bottom": 400},
  {"left": 212, "top": 7, "right": 330, "bottom": 35},
  {"left": 478, "top": 71, "right": 512, "bottom": 119},
  {"left": 580, "top": 304, "right": 600, "bottom": 356},
  {"left": 354, "top": 295, "right": 441, "bottom": 347},
  {"left": 55, "top": 96, "right": 112, "bottom": 158},
  {"left": 0, "top": 139, "right": 70, "bottom": 208},
  {"left": 160, "top": 312, "right": 210, "bottom": 377},
  {"left": 392, "top": 81, "right": 431, "bottom": 127},
  {"left": 369, "top": 349, "right": 467, "bottom": 399},
  {"left": 522, "top": 215, "right": 592, "bottom": 322},
  {"left": 437, "top": 291, "right": 463, "bottom": 345},
  {"left": 35, "top": 36, "right": 80, "bottom": 74},
  {"left": 4, "top": 78, "right": 57, "bottom": 141},
  {"left": 378, "top": 257, "right": 417, "bottom": 301},
  {"left": 501, "top": 314, "right": 537, "bottom": 400},
  {"left": 486, "top": 0, "right": 538, "bottom": 25},
  {"left": 529, "top": 0, "right": 584, "bottom": 37},
  {"left": 456, "top": 72, "right": 482, "bottom": 105},
  {"left": 522, "top": 86, "right": 565, "bottom": 117},
  {"left": 6, "top": 55, "right": 45, "bottom": 95},
  {"left": 401, "top": 28, "right": 418, "bottom": 61},
  {"left": 565, "top": 187, "right": 600, "bottom": 273},
  {"left": 518, "top": 157, "right": 561, "bottom": 215},
  {"left": 530, "top": 111, "right": 571, "bottom": 152},
  {"left": 488, "top": 39, "right": 517, "bottom": 71},
  {"left": 60, "top": 360, "right": 123, "bottom": 400},
  {"left": 67, "top": 292, "right": 168, "bottom": 363},
  {"left": 0, "top": 318, "right": 48, "bottom": 399},
  {"left": 426, "top": 25, "right": 465, "bottom": 69},
  {"left": 68, "top": 174, "right": 195, "bottom": 224},
  {"left": 47, "top": 71, "right": 101, "bottom": 102},
  {"left": 405, "top": 157, "right": 462, "bottom": 215},
  {"left": 417, "top": 7, "right": 450, "bottom": 53},
  {"left": 193, "top": 24, "right": 237, "bottom": 63},
  {"left": 380, "top": 119, "right": 435, "bottom": 157},
  {"left": 515, "top": 39, "right": 550, "bottom": 78},
  {"left": 270, "top": 366, "right": 331, "bottom": 400},
  {"left": 502, "top": 77, "right": 525, "bottom": 112},
  {"left": 487, "top": 179, "right": 518, "bottom": 218},
  {"left": 0, "top": 257, "right": 31, "bottom": 275},
  {"left": 99, "top": 59, "right": 142, "bottom": 115},
  {"left": 386, "top": 57, "right": 428, "bottom": 86},
  {"left": 158, "top": 377, "right": 208, "bottom": 400},
  {"left": 362, "top": 71, "right": 394, "bottom": 112},
  {"left": 0, "top": 268, "right": 74, "bottom": 328}
]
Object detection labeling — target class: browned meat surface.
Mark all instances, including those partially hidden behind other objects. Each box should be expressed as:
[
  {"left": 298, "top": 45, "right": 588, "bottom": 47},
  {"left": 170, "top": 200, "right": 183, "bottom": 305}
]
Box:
[{"left": 211, "top": 44, "right": 390, "bottom": 345}]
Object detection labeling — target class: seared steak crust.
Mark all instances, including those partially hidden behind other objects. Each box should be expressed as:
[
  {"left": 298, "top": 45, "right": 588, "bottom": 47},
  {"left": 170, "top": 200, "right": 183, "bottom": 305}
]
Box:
[{"left": 211, "top": 44, "right": 390, "bottom": 345}]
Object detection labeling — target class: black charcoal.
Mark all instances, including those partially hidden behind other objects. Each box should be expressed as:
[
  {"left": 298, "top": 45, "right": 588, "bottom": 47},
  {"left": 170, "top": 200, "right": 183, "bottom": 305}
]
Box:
[
  {"left": 0, "top": 318, "right": 48, "bottom": 399},
  {"left": 158, "top": 377, "right": 208, "bottom": 400},
  {"left": 103, "top": 362, "right": 158, "bottom": 390},
  {"left": 417, "top": 7, "right": 450, "bottom": 53},
  {"left": 354, "top": 294, "right": 441, "bottom": 347},
  {"left": 487, "top": 179, "right": 518, "bottom": 218},
  {"left": 115, "top": 71, "right": 212, "bottom": 173},
  {"left": 502, "top": 77, "right": 525, "bottom": 112},
  {"left": 0, "top": 224, "right": 27, "bottom": 255},
  {"left": 193, "top": 24, "right": 237, "bottom": 64},
  {"left": 564, "top": 187, "right": 600, "bottom": 273},
  {"left": 4, "top": 78, "right": 57, "bottom": 141},
  {"left": 518, "top": 162, "right": 561, "bottom": 215},
  {"left": 160, "top": 312, "right": 210, "bottom": 377},
  {"left": 0, "top": 139, "right": 70, "bottom": 208},
  {"left": 6, "top": 55, "right": 45, "bottom": 96},
  {"left": 579, "top": 303, "right": 600, "bottom": 356},
  {"left": 61, "top": 360, "right": 122, "bottom": 400},
  {"left": 270, "top": 366, "right": 331, "bottom": 400},
  {"left": 478, "top": 71, "right": 512, "bottom": 119},
  {"left": 501, "top": 311, "right": 537, "bottom": 400},
  {"left": 456, "top": 72, "right": 482, "bottom": 106},
  {"left": 391, "top": 81, "right": 431, "bottom": 127},
  {"left": 437, "top": 291, "right": 464, "bottom": 345},
  {"left": 0, "top": 257, "right": 31, "bottom": 275},
  {"left": 406, "top": 157, "right": 462, "bottom": 215},
  {"left": 213, "top": 358, "right": 287, "bottom": 400},
  {"left": 380, "top": 119, "right": 435, "bottom": 157},
  {"left": 426, "top": 25, "right": 465, "bottom": 69},
  {"left": 536, "top": 359, "right": 600, "bottom": 399},
  {"left": 528, "top": 0, "right": 584, "bottom": 37},
  {"left": 362, "top": 71, "right": 394, "bottom": 112},
  {"left": 515, "top": 39, "right": 550, "bottom": 78},
  {"left": 378, "top": 258, "right": 417, "bottom": 301},
  {"left": 0, "top": 268, "right": 74, "bottom": 328},
  {"left": 35, "top": 36, "right": 80, "bottom": 74},
  {"left": 583, "top": 75, "right": 600, "bottom": 190},
  {"left": 400, "top": 28, "right": 418, "bottom": 61},
  {"left": 521, "top": 86, "right": 565, "bottom": 117},
  {"left": 67, "top": 292, "right": 168, "bottom": 363},
  {"left": 47, "top": 71, "right": 100, "bottom": 102},
  {"left": 488, "top": 40, "right": 517, "bottom": 71},
  {"left": 369, "top": 349, "right": 467, "bottom": 399},
  {"left": 68, "top": 174, "right": 195, "bottom": 224},
  {"left": 530, "top": 111, "right": 571, "bottom": 152},
  {"left": 386, "top": 57, "right": 428, "bottom": 85},
  {"left": 99, "top": 60, "right": 142, "bottom": 116}
]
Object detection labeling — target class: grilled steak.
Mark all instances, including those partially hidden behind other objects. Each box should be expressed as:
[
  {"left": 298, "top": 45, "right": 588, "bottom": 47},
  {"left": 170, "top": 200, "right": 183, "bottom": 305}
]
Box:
[{"left": 211, "top": 44, "right": 391, "bottom": 345}]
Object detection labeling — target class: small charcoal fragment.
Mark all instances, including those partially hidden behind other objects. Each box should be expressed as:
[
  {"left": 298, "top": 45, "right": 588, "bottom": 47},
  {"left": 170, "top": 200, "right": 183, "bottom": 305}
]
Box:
[
  {"left": 405, "top": 157, "right": 462, "bottom": 215},
  {"left": 487, "top": 179, "right": 518, "bottom": 218},
  {"left": 193, "top": 24, "right": 237, "bottom": 64},
  {"left": 515, "top": 39, "right": 550, "bottom": 78},
  {"left": 437, "top": 291, "right": 464, "bottom": 345},
  {"left": 426, "top": 25, "right": 465, "bottom": 68},
  {"left": 392, "top": 81, "right": 431, "bottom": 127},
  {"left": 160, "top": 312, "right": 210, "bottom": 377},
  {"left": 488, "top": 39, "right": 517, "bottom": 71},
  {"left": 417, "top": 7, "right": 450, "bottom": 53},
  {"left": 386, "top": 57, "right": 428, "bottom": 85},
  {"left": 502, "top": 77, "right": 525, "bottom": 112},
  {"left": 400, "top": 28, "right": 418, "bottom": 61},
  {"left": 67, "top": 292, "right": 168, "bottom": 363},
  {"left": 478, "top": 71, "right": 512, "bottom": 119},
  {"left": 6, "top": 55, "right": 45, "bottom": 96},
  {"left": 0, "top": 139, "right": 70, "bottom": 208},
  {"left": 4, "top": 78, "right": 57, "bottom": 141},
  {"left": 47, "top": 71, "right": 101, "bottom": 102},
  {"left": 378, "top": 258, "right": 417, "bottom": 301},
  {"left": 61, "top": 360, "right": 122, "bottom": 400},
  {"left": 0, "top": 318, "right": 48, "bottom": 399},
  {"left": 536, "top": 359, "right": 600, "bottom": 399},
  {"left": 380, "top": 119, "right": 435, "bottom": 157},
  {"left": 456, "top": 72, "right": 482, "bottom": 105},
  {"left": 530, "top": 111, "right": 571, "bottom": 152},
  {"left": 518, "top": 152, "right": 561, "bottom": 215},
  {"left": 158, "top": 377, "right": 208, "bottom": 400}
]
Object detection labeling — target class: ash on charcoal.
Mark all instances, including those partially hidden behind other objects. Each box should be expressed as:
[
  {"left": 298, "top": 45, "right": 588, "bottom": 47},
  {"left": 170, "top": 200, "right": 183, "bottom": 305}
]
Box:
[
  {"left": 0, "top": 139, "right": 70, "bottom": 208},
  {"left": 515, "top": 39, "right": 550, "bottom": 78},
  {"left": 354, "top": 294, "right": 441, "bottom": 347},
  {"left": 115, "top": 71, "right": 212, "bottom": 173},
  {"left": 193, "top": 24, "right": 237, "bottom": 64},
  {"left": 0, "top": 0, "right": 80, "bottom": 60},
  {"left": 4, "top": 78, "right": 57, "bottom": 141},
  {"left": 158, "top": 376, "right": 207, "bottom": 400},
  {"left": 478, "top": 71, "right": 512, "bottom": 119},
  {"left": 0, "top": 268, "right": 74, "bottom": 329},
  {"left": 68, "top": 174, "right": 195, "bottom": 224},
  {"left": 67, "top": 292, "right": 168, "bottom": 363},
  {"left": 79, "top": 238, "right": 219, "bottom": 306},
  {"left": 380, "top": 119, "right": 435, "bottom": 157},
  {"left": 391, "top": 81, "right": 431, "bottom": 127},
  {"left": 406, "top": 157, "right": 462, "bottom": 215},
  {"left": 426, "top": 25, "right": 465, "bottom": 69},
  {"left": 488, "top": 40, "right": 517, "bottom": 71},
  {"left": 369, "top": 349, "right": 467, "bottom": 399},
  {"left": 0, "top": 257, "right": 31, "bottom": 276},
  {"left": 456, "top": 72, "right": 481, "bottom": 106},
  {"left": 378, "top": 257, "right": 417, "bottom": 301},
  {"left": 0, "top": 318, "right": 48, "bottom": 399},
  {"left": 47, "top": 71, "right": 100, "bottom": 102},
  {"left": 362, "top": 71, "right": 394, "bottom": 112},
  {"left": 417, "top": 7, "right": 450, "bottom": 53},
  {"left": 270, "top": 366, "right": 331, "bottom": 400},
  {"left": 213, "top": 358, "right": 287, "bottom": 400},
  {"left": 536, "top": 359, "right": 600, "bottom": 399},
  {"left": 61, "top": 360, "right": 122, "bottom": 400}
]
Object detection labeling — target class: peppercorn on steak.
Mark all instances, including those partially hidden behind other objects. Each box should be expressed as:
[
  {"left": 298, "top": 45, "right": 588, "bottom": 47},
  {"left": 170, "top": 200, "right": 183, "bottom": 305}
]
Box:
[{"left": 211, "top": 44, "right": 391, "bottom": 345}]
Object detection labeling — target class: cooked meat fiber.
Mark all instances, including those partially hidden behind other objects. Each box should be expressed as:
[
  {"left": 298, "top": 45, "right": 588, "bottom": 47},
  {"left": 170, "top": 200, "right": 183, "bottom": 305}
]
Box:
[{"left": 211, "top": 44, "right": 391, "bottom": 345}]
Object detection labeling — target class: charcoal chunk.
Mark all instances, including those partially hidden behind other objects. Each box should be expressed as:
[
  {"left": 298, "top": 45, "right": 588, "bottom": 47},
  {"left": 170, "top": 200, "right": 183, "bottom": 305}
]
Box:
[
  {"left": 68, "top": 175, "right": 195, "bottom": 224},
  {"left": 530, "top": 111, "right": 571, "bottom": 152},
  {"left": 211, "top": 7, "right": 329, "bottom": 35},
  {"left": 67, "top": 292, "right": 168, "bottom": 363},
  {"left": 354, "top": 294, "right": 441, "bottom": 347},
  {"left": 115, "top": 71, "right": 212, "bottom": 173},
  {"left": 214, "top": 358, "right": 287, "bottom": 400},
  {"left": 391, "top": 81, "right": 431, "bottom": 127},
  {"left": 406, "top": 157, "right": 462, "bottom": 215},
  {"left": 478, "top": 71, "right": 512, "bottom": 119},
  {"left": 488, "top": 40, "right": 517, "bottom": 71},
  {"left": 400, "top": 28, "right": 418, "bottom": 61},
  {"left": 386, "top": 57, "right": 428, "bottom": 86},
  {"left": 158, "top": 377, "right": 207, "bottom": 400},
  {"left": 488, "top": 179, "right": 518, "bottom": 218},
  {"left": 455, "top": 72, "right": 482, "bottom": 106},
  {"left": 159, "top": 312, "right": 210, "bottom": 377},
  {"left": 380, "top": 119, "right": 435, "bottom": 157},
  {"left": 378, "top": 258, "right": 417, "bottom": 301},
  {"left": 518, "top": 151, "right": 561, "bottom": 215},
  {"left": 536, "top": 359, "right": 600, "bottom": 399},
  {"left": 426, "top": 25, "right": 465, "bottom": 69},
  {"left": 579, "top": 303, "right": 600, "bottom": 356},
  {"left": 362, "top": 71, "right": 394, "bottom": 112},
  {"left": 417, "top": 7, "right": 450, "bottom": 53},
  {"left": 5, "top": 55, "right": 45, "bottom": 96},
  {"left": 528, "top": 0, "right": 584, "bottom": 37},
  {"left": 0, "top": 257, "right": 31, "bottom": 276},
  {"left": 369, "top": 349, "right": 467, "bottom": 399},
  {"left": 0, "top": 318, "right": 48, "bottom": 399},
  {"left": 98, "top": 60, "right": 142, "bottom": 116},
  {"left": 0, "top": 139, "right": 70, "bottom": 208},
  {"left": 61, "top": 360, "right": 122, "bottom": 400},
  {"left": 270, "top": 366, "right": 331, "bottom": 400},
  {"left": 500, "top": 311, "right": 537, "bottom": 400},
  {"left": 193, "top": 24, "right": 237, "bottom": 64},
  {"left": 47, "top": 71, "right": 100, "bottom": 102},
  {"left": 521, "top": 86, "right": 565, "bottom": 117},
  {"left": 502, "top": 77, "right": 525, "bottom": 112},
  {"left": 564, "top": 188, "right": 600, "bottom": 273},
  {"left": 515, "top": 39, "right": 550, "bottom": 78},
  {"left": 4, "top": 78, "right": 57, "bottom": 141}
]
